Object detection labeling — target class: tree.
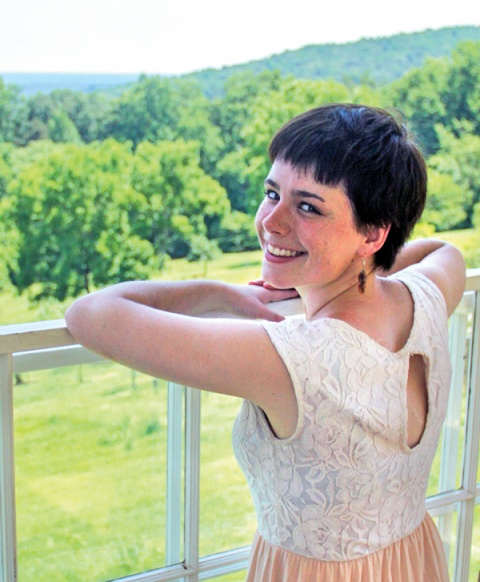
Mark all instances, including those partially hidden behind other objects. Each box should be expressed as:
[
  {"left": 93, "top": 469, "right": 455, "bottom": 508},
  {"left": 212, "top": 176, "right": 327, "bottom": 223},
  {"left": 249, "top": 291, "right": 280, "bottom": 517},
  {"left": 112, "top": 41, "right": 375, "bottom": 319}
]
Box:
[
  {"left": 49, "top": 89, "right": 111, "bottom": 143},
  {"left": 460, "top": 202, "right": 480, "bottom": 269},
  {"left": 443, "top": 41, "right": 480, "bottom": 134},
  {"left": 103, "top": 75, "right": 181, "bottom": 147},
  {"left": 48, "top": 111, "right": 83, "bottom": 144},
  {"left": 13, "top": 89, "right": 111, "bottom": 146},
  {"left": 0, "top": 143, "right": 14, "bottom": 198},
  {"left": 174, "top": 79, "right": 225, "bottom": 176},
  {"left": 420, "top": 170, "right": 468, "bottom": 231},
  {"left": 210, "top": 70, "right": 283, "bottom": 154},
  {"left": 7, "top": 141, "right": 154, "bottom": 300},
  {"left": 428, "top": 124, "right": 480, "bottom": 225},
  {"left": 0, "top": 196, "right": 19, "bottom": 290},
  {"left": 0, "top": 78, "right": 26, "bottom": 144},
  {"left": 15, "top": 92, "right": 55, "bottom": 145},
  {"left": 215, "top": 210, "right": 259, "bottom": 253},
  {"left": 385, "top": 58, "right": 448, "bottom": 155},
  {"left": 130, "top": 140, "right": 230, "bottom": 264},
  {"left": 186, "top": 234, "right": 221, "bottom": 277},
  {"left": 214, "top": 148, "right": 252, "bottom": 213}
]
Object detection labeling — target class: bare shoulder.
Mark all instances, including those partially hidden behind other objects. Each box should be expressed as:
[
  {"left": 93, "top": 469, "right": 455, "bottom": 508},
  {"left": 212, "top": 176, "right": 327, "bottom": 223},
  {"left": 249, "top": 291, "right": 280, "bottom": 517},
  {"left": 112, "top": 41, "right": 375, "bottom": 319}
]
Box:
[
  {"left": 404, "top": 244, "right": 466, "bottom": 316},
  {"left": 381, "top": 240, "right": 466, "bottom": 317}
]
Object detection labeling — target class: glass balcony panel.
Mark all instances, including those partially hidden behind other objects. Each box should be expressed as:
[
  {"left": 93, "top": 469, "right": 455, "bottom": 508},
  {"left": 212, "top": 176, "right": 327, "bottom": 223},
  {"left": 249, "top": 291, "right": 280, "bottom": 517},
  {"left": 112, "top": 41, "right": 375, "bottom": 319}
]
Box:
[
  {"left": 427, "top": 293, "right": 475, "bottom": 497},
  {"left": 470, "top": 501, "right": 480, "bottom": 582},
  {"left": 199, "top": 392, "right": 256, "bottom": 557},
  {"left": 477, "top": 440, "right": 480, "bottom": 486},
  {"left": 14, "top": 360, "right": 172, "bottom": 581},
  {"left": 433, "top": 505, "right": 459, "bottom": 580}
]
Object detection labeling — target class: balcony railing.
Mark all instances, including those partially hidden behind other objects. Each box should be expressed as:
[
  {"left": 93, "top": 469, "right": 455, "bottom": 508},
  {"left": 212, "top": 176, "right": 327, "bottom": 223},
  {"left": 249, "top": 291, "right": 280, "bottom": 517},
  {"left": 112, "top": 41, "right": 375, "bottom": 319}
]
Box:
[{"left": 1, "top": 269, "right": 480, "bottom": 582}]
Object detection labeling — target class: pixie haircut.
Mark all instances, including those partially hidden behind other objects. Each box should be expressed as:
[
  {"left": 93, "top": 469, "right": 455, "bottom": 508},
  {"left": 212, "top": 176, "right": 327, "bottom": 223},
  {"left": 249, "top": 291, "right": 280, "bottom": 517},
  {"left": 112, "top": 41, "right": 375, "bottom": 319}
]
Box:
[{"left": 268, "top": 104, "right": 427, "bottom": 270}]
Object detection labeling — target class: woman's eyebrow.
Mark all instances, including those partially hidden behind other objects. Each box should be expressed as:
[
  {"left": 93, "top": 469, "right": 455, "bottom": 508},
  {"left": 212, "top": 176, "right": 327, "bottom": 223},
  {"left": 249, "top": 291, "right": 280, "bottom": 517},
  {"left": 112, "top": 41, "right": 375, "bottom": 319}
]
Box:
[
  {"left": 292, "top": 190, "right": 326, "bottom": 203},
  {"left": 264, "top": 178, "right": 280, "bottom": 189},
  {"left": 264, "top": 178, "right": 325, "bottom": 203}
]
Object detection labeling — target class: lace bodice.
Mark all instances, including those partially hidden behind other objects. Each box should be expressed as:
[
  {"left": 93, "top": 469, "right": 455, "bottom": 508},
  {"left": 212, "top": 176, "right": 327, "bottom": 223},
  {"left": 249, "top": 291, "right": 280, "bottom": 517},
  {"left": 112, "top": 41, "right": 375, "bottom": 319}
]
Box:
[{"left": 232, "top": 269, "right": 451, "bottom": 561}]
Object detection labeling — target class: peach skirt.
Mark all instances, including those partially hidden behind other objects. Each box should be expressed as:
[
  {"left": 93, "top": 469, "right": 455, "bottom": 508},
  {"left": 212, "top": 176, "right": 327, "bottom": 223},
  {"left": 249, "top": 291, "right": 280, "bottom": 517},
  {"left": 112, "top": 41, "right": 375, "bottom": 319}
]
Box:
[{"left": 246, "top": 513, "right": 449, "bottom": 582}]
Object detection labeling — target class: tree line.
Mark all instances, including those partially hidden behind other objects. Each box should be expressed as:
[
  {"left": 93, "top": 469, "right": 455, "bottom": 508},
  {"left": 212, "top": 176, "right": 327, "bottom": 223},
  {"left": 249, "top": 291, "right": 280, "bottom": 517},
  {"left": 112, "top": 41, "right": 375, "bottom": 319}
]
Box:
[{"left": 0, "top": 40, "right": 479, "bottom": 301}]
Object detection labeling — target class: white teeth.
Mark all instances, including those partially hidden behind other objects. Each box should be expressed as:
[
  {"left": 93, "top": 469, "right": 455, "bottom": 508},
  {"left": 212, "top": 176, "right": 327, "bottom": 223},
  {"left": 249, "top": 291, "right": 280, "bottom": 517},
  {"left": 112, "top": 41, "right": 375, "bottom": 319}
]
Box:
[{"left": 267, "top": 243, "right": 301, "bottom": 257}]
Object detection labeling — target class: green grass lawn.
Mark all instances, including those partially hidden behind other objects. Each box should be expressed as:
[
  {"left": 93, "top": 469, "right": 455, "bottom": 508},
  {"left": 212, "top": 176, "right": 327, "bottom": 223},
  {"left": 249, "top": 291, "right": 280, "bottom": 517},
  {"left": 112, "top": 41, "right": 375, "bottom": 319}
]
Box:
[
  {"left": 0, "top": 249, "right": 265, "bottom": 326},
  {"left": 15, "top": 363, "right": 170, "bottom": 581},
  {"left": 14, "top": 365, "right": 258, "bottom": 581},
  {"left": 435, "top": 228, "right": 479, "bottom": 249}
]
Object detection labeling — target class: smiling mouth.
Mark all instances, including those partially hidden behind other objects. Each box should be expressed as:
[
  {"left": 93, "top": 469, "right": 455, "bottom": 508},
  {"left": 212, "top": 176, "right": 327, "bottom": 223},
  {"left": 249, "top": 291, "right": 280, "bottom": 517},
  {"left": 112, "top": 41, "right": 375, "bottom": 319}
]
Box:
[{"left": 267, "top": 243, "right": 304, "bottom": 258}]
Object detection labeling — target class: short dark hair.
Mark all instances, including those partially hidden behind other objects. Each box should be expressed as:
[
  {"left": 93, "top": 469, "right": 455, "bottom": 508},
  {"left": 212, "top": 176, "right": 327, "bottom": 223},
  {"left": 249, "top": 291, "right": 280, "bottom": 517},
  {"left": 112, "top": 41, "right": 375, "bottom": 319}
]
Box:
[{"left": 268, "top": 104, "right": 427, "bottom": 270}]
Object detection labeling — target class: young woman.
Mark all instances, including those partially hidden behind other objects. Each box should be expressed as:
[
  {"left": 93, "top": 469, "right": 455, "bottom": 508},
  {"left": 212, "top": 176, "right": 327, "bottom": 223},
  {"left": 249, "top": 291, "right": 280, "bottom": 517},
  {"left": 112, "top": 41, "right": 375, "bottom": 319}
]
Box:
[{"left": 66, "top": 104, "right": 466, "bottom": 581}]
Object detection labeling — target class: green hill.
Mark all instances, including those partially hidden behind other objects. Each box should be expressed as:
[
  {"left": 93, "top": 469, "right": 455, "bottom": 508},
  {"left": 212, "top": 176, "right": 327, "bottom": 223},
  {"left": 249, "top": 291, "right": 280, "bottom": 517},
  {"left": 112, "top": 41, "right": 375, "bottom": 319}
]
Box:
[{"left": 184, "top": 26, "right": 480, "bottom": 98}]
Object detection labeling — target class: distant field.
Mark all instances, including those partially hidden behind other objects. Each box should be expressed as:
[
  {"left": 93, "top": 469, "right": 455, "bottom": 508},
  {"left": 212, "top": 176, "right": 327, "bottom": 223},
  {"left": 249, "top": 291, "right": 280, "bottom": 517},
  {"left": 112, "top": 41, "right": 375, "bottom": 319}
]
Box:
[
  {"left": 1, "top": 229, "right": 478, "bottom": 326},
  {"left": 0, "top": 249, "right": 264, "bottom": 325},
  {"left": 14, "top": 360, "right": 255, "bottom": 581},
  {"left": 435, "top": 228, "right": 479, "bottom": 251}
]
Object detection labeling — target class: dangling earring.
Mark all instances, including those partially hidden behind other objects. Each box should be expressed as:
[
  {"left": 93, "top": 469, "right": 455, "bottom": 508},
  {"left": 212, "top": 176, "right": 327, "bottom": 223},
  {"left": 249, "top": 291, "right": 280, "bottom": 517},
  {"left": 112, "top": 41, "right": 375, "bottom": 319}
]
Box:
[{"left": 358, "top": 255, "right": 367, "bottom": 294}]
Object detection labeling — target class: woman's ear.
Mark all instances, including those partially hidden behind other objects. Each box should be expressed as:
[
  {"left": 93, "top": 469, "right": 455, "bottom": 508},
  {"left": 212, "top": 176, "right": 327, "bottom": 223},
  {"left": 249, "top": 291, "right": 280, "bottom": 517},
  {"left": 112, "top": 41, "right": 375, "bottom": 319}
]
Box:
[{"left": 361, "top": 224, "right": 391, "bottom": 258}]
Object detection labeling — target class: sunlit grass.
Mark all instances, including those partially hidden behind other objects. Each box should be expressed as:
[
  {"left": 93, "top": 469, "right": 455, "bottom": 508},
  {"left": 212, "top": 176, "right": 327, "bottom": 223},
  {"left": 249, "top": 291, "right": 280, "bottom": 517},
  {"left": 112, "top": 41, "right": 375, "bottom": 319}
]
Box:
[
  {"left": 435, "top": 228, "right": 478, "bottom": 248},
  {"left": 14, "top": 363, "right": 257, "bottom": 580},
  {"left": 156, "top": 249, "right": 263, "bottom": 283},
  {"left": 0, "top": 250, "right": 264, "bottom": 326},
  {"left": 15, "top": 363, "right": 170, "bottom": 581}
]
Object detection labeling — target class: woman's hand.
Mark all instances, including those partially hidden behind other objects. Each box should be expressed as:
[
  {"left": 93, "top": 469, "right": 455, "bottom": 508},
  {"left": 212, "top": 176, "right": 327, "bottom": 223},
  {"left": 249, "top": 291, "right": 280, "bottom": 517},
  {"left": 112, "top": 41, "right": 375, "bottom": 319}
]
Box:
[
  {"left": 219, "top": 282, "right": 299, "bottom": 321},
  {"left": 248, "top": 278, "right": 291, "bottom": 291}
]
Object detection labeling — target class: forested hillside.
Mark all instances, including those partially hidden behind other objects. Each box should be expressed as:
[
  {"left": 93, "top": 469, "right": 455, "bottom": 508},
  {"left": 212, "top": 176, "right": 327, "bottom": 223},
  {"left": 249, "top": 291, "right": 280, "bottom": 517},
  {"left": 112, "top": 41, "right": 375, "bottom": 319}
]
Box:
[
  {"left": 0, "top": 37, "right": 479, "bottom": 303},
  {"left": 186, "top": 26, "right": 480, "bottom": 97}
]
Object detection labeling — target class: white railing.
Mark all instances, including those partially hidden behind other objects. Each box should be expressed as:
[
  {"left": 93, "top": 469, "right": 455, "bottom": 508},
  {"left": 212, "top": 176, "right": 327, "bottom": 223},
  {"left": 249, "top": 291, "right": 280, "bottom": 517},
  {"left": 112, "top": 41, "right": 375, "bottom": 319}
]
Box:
[{"left": 1, "top": 269, "right": 480, "bottom": 582}]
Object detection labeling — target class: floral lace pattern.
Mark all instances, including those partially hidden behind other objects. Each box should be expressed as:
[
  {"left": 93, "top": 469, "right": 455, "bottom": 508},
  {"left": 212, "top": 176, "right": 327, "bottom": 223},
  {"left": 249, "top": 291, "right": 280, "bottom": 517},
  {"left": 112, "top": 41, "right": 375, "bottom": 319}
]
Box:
[{"left": 232, "top": 269, "right": 451, "bottom": 561}]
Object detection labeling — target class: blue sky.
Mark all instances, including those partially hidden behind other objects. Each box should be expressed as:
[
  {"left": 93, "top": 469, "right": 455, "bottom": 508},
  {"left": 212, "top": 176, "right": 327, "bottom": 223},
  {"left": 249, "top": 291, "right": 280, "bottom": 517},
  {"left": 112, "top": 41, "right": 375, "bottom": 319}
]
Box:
[{"left": 1, "top": 0, "right": 479, "bottom": 74}]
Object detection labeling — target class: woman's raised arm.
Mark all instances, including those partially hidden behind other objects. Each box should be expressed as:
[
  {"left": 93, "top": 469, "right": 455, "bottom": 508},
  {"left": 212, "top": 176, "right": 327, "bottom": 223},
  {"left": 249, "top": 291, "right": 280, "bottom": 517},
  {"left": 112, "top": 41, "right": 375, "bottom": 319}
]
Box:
[
  {"left": 382, "top": 239, "right": 466, "bottom": 316},
  {"left": 65, "top": 280, "right": 297, "bottom": 412}
]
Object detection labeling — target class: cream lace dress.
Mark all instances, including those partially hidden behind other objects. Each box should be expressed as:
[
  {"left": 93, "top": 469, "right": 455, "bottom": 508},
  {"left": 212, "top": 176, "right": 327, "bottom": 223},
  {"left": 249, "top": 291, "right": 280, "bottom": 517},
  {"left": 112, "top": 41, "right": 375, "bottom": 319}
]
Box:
[{"left": 232, "top": 269, "right": 451, "bottom": 581}]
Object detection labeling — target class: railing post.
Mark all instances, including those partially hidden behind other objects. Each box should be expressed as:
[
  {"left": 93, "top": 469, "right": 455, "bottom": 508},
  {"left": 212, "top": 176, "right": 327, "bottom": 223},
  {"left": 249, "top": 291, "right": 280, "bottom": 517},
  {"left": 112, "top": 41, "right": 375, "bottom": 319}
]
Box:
[
  {"left": 0, "top": 354, "right": 17, "bottom": 582},
  {"left": 438, "top": 295, "right": 471, "bottom": 562},
  {"left": 454, "top": 290, "right": 480, "bottom": 582},
  {"left": 166, "top": 383, "right": 184, "bottom": 567},
  {"left": 184, "top": 388, "right": 201, "bottom": 581}
]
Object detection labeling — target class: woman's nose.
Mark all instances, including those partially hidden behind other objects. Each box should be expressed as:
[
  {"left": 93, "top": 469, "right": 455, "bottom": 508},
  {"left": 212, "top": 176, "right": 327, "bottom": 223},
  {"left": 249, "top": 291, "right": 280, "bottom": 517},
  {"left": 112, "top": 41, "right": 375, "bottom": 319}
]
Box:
[{"left": 262, "top": 203, "right": 289, "bottom": 235}]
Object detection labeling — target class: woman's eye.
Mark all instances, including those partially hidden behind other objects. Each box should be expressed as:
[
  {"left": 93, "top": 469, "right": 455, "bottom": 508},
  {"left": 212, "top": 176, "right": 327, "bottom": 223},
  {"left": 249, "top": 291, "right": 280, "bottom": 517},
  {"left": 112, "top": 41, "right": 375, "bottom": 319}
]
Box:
[
  {"left": 299, "top": 202, "right": 320, "bottom": 214},
  {"left": 264, "top": 189, "right": 279, "bottom": 201}
]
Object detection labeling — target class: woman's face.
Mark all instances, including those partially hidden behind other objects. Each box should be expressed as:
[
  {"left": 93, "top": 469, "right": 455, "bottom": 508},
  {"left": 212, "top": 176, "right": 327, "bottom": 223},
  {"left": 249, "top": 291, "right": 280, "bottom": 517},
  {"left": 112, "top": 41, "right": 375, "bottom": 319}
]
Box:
[{"left": 255, "top": 159, "right": 367, "bottom": 295}]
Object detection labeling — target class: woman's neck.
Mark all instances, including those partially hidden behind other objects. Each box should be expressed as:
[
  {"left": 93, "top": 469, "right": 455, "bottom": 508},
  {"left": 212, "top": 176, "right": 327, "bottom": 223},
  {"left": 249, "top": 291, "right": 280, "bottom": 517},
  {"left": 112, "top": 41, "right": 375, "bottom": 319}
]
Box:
[{"left": 300, "top": 270, "right": 377, "bottom": 321}]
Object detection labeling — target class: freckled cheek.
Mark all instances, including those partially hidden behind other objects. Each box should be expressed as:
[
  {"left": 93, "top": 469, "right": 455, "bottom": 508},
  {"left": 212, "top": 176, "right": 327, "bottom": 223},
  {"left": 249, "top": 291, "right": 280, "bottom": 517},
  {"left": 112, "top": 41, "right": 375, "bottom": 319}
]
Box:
[{"left": 306, "top": 239, "right": 331, "bottom": 267}]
